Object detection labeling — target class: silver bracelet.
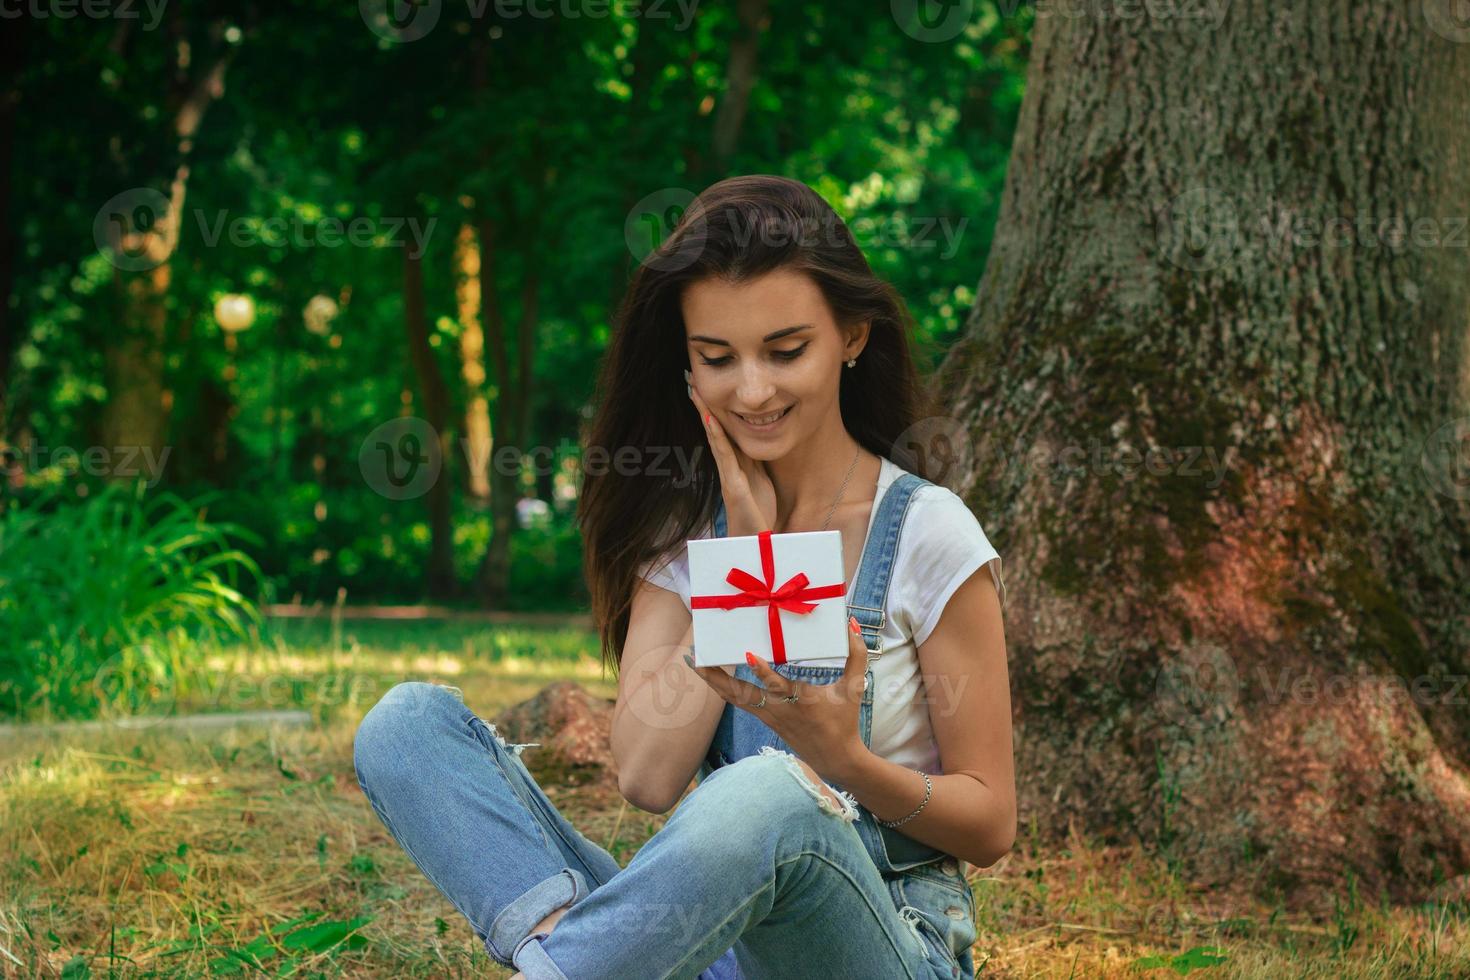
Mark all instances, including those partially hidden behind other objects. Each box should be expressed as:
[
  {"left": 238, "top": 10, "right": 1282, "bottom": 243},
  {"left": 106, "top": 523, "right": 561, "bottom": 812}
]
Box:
[{"left": 877, "top": 769, "right": 932, "bottom": 828}]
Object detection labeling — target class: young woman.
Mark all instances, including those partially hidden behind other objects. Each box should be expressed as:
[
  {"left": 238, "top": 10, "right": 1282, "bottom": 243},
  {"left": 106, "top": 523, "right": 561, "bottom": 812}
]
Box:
[{"left": 354, "top": 175, "right": 1015, "bottom": 980}]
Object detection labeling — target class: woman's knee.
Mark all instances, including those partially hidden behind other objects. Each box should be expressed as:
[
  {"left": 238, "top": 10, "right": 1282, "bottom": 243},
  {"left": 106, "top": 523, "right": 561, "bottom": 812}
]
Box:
[
  {"left": 353, "top": 681, "right": 467, "bottom": 784},
  {"left": 689, "top": 750, "right": 860, "bottom": 838}
]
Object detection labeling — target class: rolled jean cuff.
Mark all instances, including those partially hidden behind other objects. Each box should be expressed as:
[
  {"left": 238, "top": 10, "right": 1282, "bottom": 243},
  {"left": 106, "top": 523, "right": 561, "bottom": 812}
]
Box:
[
  {"left": 484, "top": 867, "right": 588, "bottom": 969},
  {"left": 511, "top": 933, "right": 569, "bottom": 980}
]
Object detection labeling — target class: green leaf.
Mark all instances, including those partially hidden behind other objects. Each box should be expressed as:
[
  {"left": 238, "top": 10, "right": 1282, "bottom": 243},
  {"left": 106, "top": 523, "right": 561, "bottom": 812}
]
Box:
[
  {"left": 278, "top": 917, "right": 372, "bottom": 954},
  {"left": 1132, "top": 945, "right": 1229, "bottom": 975}
]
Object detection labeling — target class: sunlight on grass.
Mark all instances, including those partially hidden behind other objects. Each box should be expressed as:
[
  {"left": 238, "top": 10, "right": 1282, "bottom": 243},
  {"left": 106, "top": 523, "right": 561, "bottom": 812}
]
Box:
[{"left": 1, "top": 618, "right": 1465, "bottom": 978}]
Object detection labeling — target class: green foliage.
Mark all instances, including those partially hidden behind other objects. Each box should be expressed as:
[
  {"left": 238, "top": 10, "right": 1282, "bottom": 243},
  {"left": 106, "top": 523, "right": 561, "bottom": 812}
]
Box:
[
  {"left": 204, "top": 910, "right": 372, "bottom": 975},
  {"left": 7, "top": 0, "right": 1029, "bottom": 608},
  {"left": 0, "top": 482, "right": 264, "bottom": 720},
  {"left": 1130, "top": 945, "right": 1229, "bottom": 974}
]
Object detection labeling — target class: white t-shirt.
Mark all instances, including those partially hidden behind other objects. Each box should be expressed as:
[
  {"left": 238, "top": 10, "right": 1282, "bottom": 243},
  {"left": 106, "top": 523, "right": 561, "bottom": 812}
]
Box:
[{"left": 635, "top": 456, "right": 1006, "bottom": 775}]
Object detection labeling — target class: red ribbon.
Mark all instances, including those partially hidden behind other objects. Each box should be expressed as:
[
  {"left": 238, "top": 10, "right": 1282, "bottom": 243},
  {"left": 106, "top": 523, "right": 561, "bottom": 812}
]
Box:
[{"left": 689, "top": 530, "right": 847, "bottom": 664}]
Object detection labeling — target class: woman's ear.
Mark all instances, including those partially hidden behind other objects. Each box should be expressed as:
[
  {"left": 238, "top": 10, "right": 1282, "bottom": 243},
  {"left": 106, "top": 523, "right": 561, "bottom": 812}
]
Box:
[{"left": 842, "top": 320, "right": 872, "bottom": 361}]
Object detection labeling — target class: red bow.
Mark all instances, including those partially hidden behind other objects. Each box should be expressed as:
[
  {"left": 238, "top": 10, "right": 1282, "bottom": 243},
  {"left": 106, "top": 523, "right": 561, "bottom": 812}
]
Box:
[{"left": 690, "top": 530, "right": 847, "bottom": 664}]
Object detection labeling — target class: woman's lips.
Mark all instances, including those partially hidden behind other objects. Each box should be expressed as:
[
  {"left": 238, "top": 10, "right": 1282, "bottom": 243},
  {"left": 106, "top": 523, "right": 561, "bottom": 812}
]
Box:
[{"left": 733, "top": 405, "right": 793, "bottom": 432}]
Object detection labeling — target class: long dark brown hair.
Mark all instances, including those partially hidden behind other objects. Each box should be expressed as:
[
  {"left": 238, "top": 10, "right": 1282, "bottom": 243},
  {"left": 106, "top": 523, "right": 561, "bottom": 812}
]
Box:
[{"left": 578, "top": 174, "right": 939, "bottom": 675}]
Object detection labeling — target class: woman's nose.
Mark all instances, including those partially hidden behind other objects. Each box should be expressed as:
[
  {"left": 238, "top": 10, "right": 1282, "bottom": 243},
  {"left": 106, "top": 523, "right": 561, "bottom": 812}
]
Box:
[{"left": 736, "top": 368, "right": 776, "bottom": 407}]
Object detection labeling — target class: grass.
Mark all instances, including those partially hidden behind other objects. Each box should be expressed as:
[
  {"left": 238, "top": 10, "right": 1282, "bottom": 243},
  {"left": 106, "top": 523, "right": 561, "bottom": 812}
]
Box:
[{"left": 1, "top": 619, "right": 1465, "bottom": 977}]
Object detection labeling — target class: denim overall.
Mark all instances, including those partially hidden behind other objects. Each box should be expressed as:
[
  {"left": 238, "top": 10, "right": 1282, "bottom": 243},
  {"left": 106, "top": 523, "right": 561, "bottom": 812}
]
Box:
[{"left": 698, "top": 470, "right": 978, "bottom": 979}]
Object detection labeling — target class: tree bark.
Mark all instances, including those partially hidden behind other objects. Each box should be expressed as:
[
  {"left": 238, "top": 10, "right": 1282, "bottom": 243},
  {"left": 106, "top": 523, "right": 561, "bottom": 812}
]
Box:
[
  {"left": 403, "top": 246, "right": 458, "bottom": 600},
  {"left": 709, "top": 0, "right": 769, "bottom": 175},
  {"left": 472, "top": 167, "right": 553, "bottom": 608},
  {"left": 100, "top": 23, "right": 232, "bottom": 480},
  {"left": 934, "top": 0, "right": 1470, "bottom": 910}
]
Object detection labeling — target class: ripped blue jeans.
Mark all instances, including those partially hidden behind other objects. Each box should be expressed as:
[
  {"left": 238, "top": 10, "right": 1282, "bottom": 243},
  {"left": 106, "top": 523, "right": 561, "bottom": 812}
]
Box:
[{"left": 353, "top": 681, "right": 974, "bottom": 979}]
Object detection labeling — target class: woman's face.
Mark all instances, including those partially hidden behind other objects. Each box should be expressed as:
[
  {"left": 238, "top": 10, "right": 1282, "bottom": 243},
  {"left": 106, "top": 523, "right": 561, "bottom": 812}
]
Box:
[{"left": 682, "top": 267, "right": 863, "bottom": 461}]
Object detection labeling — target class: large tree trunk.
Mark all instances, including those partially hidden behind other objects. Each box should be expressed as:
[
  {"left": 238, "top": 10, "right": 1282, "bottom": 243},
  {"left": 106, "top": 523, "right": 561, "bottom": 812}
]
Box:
[
  {"left": 709, "top": 0, "right": 769, "bottom": 176},
  {"left": 935, "top": 0, "right": 1470, "bottom": 910},
  {"left": 100, "top": 19, "right": 231, "bottom": 480},
  {"left": 403, "top": 247, "right": 458, "bottom": 600},
  {"left": 472, "top": 192, "right": 549, "bottom": 607}
]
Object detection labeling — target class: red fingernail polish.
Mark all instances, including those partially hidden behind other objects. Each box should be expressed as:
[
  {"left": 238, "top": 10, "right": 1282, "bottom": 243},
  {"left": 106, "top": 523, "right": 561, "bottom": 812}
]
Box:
[
  {"left": 704, "top": 413, "right": 711, "bottom": 426},
  {"left": 849, "top": 616, "right": 860, "bottom": 634},
  {"left": 745, "top": 652, "right": 759, "bottom": 668}
]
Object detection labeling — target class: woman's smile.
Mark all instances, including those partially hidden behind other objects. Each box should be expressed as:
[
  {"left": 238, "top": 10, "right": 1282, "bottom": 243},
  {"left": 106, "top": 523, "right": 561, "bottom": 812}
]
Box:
[{"left": 733, "top": 404, "right": 794, "bottom": 433}]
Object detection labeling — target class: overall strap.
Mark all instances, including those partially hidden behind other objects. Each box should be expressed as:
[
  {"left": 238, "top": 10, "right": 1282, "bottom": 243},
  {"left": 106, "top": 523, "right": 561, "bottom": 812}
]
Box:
[{"left": 847, "top": 471, "right": 928, "bottom": 657}]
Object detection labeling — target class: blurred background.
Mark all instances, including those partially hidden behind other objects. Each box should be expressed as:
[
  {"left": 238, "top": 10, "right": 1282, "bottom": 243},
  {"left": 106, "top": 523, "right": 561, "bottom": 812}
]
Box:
[{"left": 0, "top": 0, "right": 1027, "bottom": 719}]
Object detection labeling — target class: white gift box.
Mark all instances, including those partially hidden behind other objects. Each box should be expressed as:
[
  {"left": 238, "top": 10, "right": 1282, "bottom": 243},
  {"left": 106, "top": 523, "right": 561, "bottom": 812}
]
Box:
[{"left": 687, "top": 529, "right": 848, "bottom": 668}]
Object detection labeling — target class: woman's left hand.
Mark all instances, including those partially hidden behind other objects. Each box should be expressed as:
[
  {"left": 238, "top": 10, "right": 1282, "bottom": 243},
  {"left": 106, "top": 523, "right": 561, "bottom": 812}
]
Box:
[{"left": 689, "top": 615, "right": 870, "bottom": 782}]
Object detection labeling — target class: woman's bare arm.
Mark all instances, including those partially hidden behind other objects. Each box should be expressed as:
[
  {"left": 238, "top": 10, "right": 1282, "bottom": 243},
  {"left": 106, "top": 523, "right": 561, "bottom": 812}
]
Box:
[{"left": 610, "top": 578, "right": 731, "bottom": 813}]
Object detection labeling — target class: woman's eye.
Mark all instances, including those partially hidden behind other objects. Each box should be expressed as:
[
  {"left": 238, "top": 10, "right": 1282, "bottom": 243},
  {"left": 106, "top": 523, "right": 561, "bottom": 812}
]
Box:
[{"left": 698, "top": 343, "right": 809, "bottom": 368}]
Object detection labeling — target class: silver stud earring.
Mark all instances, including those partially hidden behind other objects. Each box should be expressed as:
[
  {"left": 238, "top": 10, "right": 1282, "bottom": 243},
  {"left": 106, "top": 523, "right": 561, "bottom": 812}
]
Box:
[{"left": 846, "top": 358, "right": 857, "bottom": 368}]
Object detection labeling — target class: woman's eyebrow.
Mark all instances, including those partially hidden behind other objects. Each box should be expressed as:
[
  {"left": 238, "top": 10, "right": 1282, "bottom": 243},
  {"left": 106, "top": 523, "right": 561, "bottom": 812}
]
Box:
[{"left": 687, "top": 324, "right": 813, "bottom": 346}]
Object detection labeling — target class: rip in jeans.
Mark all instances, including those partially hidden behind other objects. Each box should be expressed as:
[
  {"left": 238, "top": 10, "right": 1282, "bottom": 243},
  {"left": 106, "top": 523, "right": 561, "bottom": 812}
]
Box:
[
  {"left": 756, "top": 745, "right": 859, "bottom": 823},
  {"left": 436, "top": 683, "right": 542, "bottom": 759}
]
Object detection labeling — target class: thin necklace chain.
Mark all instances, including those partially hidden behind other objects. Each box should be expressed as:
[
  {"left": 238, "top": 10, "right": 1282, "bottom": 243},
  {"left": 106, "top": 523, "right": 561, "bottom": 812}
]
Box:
[{"left": 819, "top": 445, "right": 863, "bottom": 532}]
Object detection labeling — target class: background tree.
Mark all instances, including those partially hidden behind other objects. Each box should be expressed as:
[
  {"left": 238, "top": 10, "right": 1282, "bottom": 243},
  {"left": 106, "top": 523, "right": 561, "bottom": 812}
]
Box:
[{"left": 935, "top": 0, "right": 1470, "bottom": 906}]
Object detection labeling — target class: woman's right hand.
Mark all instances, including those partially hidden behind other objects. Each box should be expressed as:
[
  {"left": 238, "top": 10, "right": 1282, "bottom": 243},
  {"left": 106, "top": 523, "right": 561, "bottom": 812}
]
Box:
[{"left": 686, "top": 368, "right": 777, "bottom": 539}]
